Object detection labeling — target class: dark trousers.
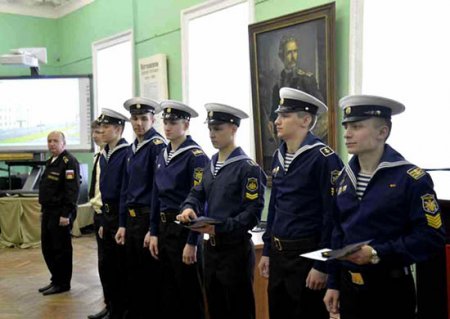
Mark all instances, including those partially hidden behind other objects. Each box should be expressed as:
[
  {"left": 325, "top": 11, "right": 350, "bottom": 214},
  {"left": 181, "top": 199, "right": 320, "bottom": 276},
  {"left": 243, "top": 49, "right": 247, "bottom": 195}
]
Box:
[
  {"left": 102, "top": 211, "right": 126, "bottom": 319},
  {"left": 268, "top": 239, "right": 328, "bottom": 319},
  {"left": 339, "top": 267, "right": 416, "bottom": 319},
  {"left": 41, "top": 211, "right": 72, "bottom": 288},
  {"left": 204, "top": 237, "right": 255, "bottom": 319},
  {"left": 159, "top": 218, "right": 204, "bottom": 319},
  {"left": 124, "top": 207, "right": 161, "bottom": 319},
  {"left": 94, "top": 213, "right": 109, "bottom": 308}
]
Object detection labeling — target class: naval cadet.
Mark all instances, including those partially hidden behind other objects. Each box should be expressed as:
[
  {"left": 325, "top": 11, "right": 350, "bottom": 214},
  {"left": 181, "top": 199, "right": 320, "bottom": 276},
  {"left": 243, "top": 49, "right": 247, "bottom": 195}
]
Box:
[
  {"left": 148, "top": 100, "right": 209, "bottom": 319},
  {"left": 87, "top": 120, "right": 110, "bottom": 319},
  {"left": 177, "top": 103, "right": 266, "bottom": 319},
  {"left": 118, "top": 97, "right": 166, "bottom": 319},
  {"left": 97, "top": 108, "right": 129, "bottom": 319},
  {"left": 38, "top": 131, "right": 80, "bottom": 296},
  {"left": 259, "top": 88, "right": 343, "bottom": 319},
  {"left": 323, "top": 95, "right": 446, "bottom": 319}
]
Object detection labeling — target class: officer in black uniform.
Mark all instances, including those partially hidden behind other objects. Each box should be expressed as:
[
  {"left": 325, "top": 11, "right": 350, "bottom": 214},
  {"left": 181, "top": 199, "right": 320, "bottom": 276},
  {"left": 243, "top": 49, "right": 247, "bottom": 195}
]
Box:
[
  {"left": 177, "top": 103, "right": 266, "bottom": 319},
  {"left": 259, "top": 88, "right": 343, "bottom": 319},
  {"left": 323, "top": 95, "right": 446, "bottom": 319},
  {"left": 118, "top": 97, "right": 166, "bottom": 319},
  {"left": 38, "top": 131, "right": 80, "bottom": 296},
  {"left": 87, "top": 120, "right": 110, "bottom": 319},
  {"left": 97, "top": 108, "right": 129, "bottom": 319},
  {"left": 149, "top": 100, "right": 209, "bottom": 319}
]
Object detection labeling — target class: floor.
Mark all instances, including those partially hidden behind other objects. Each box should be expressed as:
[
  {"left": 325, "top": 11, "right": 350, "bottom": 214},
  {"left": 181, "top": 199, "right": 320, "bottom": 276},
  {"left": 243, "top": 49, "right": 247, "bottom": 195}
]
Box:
[{"left": 0, "top": 235, "right": 104, "bottom": 319}]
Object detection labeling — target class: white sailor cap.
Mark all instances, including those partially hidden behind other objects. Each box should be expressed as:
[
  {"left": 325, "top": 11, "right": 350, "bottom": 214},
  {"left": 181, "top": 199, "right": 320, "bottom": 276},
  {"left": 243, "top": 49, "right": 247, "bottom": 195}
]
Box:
[
  {"left": 204, "top": 103, "right": 249, "bottom": 127},
  {"left": 123, "top": 97, "right": 161, "bottom": 115},
  {"left": 160, "top": 100, "right": 198, "bottom": 120},
  {"left": 339, "top": 95, "right": 405, "bottom": 124},
  {"left": 275, "top": 87, "right": 327, "bottom": 115},
  {"left": 97, "top": 108, "right": 129, "bottom": 126}
]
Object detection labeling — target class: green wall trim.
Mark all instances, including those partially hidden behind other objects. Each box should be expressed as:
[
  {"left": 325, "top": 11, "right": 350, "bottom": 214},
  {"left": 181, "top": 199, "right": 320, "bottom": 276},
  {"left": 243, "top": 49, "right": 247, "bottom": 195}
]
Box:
[{"left": 0, "top": 0, "right": 350, "bottom": 164}]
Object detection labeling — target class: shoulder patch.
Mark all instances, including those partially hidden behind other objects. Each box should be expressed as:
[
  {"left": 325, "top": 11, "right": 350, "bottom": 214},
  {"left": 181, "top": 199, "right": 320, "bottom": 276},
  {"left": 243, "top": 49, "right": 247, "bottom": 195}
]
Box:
[
  {"left": 193, "top": 167, "right": 204, "bottom": 186},
  {"left": 330, "top": 170, "right": 340, "bottom": 185},
  {"left": 407, "top": 167, "right": 425, "bottom": 180},
  {"left": 63, "top": 156, "right": 69, "bottom": 164},
  {"left": 153, "top": 138, "right": 164, "bottom": 145},
  {"left": 65, "top": 169, "right": 75, "bottom": 180},
  {"left": 246, "top": 177, "right": 258, "bottom": 192},
  {"left": 320, "top": 146, "right": 334, "bottom": 157},
  {"left": 421, "top": 194, "right": 439, "bottom": 215},
  {"left": 192, "top": 149, "right": 204, "bottom": 156}
]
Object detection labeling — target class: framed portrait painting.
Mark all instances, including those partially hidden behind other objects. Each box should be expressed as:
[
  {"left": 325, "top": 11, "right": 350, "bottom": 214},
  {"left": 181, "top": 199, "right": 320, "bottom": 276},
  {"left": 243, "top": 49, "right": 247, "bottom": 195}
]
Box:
[{"left": 249, "top": 3, "right": 336, "bottom": 175}]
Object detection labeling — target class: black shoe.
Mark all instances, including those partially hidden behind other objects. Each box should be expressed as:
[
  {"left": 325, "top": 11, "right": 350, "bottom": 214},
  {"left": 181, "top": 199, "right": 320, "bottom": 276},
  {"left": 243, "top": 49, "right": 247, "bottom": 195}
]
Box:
[
  {"left": 38, "top": 283, "right": 54, "bottom": 293},
  {"left": 87, "top": 308, "right": 109, "bottom": 319},
  {"left": 42, "top": 285, "right": 70, "bottom": 296}
]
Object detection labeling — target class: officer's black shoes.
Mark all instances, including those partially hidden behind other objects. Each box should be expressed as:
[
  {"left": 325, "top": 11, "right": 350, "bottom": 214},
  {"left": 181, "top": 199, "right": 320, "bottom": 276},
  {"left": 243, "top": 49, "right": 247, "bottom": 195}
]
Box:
[
  {"left": 38, "top": 283, "right": 54, "bottom": 293},
  {"left": 87, "top": 307, "right": 109, "bottom": 319},
  {"left": 42, "top": 285, "right": 70, "bottom": 296}
]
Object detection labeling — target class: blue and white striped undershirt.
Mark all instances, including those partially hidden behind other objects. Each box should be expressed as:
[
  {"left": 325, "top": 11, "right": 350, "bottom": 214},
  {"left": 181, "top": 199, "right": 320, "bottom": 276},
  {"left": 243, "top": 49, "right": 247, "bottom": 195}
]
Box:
[
  {"left": 356, "top": 172, "right": 372, "bottom": 200},
  {"left": 165, "top": 150, "right": 175, "bottom": 165},
  {"left": 214, "top": 161, "right": 224, "bottom": 176},
  {"left": 284, "top": 152, "right": 295, "bottom": 172}
]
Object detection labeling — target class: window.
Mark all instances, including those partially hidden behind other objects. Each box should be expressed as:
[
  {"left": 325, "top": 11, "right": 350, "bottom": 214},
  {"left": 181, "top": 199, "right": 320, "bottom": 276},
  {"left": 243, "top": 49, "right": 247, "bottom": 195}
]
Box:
[
  {"left": 182, "top": 0, "right": 254, "bottom": 157},
  {"left": 92, "top": 30, "right": 134, "bottom": 143},
  {"left": 350, "top": 0, "right": 450, "bottom": 199}
]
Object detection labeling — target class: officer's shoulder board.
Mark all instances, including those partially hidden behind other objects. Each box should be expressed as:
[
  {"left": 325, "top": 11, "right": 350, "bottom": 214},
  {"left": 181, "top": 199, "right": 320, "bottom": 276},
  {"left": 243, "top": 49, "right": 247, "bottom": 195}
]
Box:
[
  {"left": 407, "top": 166, "right": 426, "bottom": 180},
  {"left": 192, "top": 149, "right": 204, "bottom": 156},
  {"left": 153, "top": 138, "right": 164, "bottom": 145},
  {"left": 319, "top": 146, "right": 334, "bottom": 157},
  {"left": 297, "top": 69, "right": 313, "bottom": 77}
]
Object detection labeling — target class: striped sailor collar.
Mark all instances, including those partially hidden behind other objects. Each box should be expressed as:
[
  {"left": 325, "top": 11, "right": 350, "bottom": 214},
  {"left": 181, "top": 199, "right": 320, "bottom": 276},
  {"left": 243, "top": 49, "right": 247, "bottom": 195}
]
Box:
[
  {"left": 102, "top": 138, "right": 129, "bottom": 160},
  {"left": 277, "top": 132, "right": 325, "bottom": 171},
  {"left": 210, "top": 146, "right": 250, "bottom": 175},
  {"left": 163, "top": 135, "right": 201, "bottom": 163},
  {"left": 344, "top": 144, "right": 410, "bottom": 189},
  {"left": 132, "top": 127, "right": 166, "bottom": 154}
]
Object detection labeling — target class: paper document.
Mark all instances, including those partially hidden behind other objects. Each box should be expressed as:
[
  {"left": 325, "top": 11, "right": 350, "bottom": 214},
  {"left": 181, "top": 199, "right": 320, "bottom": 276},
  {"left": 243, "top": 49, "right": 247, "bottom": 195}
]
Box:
[
  {"left": 300, "top": 240, "right": 372, "bottom": 261},
  {"left": 176, "top": 216, "right": 222, "bottom": 230}
]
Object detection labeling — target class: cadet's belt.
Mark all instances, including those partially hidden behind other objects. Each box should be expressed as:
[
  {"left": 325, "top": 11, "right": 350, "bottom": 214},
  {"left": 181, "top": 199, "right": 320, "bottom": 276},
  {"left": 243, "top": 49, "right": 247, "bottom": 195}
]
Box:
[
  {"left": 102, "top": 202, "right": 119, "bottom": 214},
  {"left": 343, "top": 266, "right": 411, "bottom": 286},
  {"left": 128, "top": 206, "right": 150, "bottom": 217},
  {"left": 271, "top": 236, "right": 318, "bottom": 252},
  {"left": 207, "top": 233, "right": 251, "bottom": 247},
  {"left": 160, "top": 211, "right": 178, "bottom": 223}
]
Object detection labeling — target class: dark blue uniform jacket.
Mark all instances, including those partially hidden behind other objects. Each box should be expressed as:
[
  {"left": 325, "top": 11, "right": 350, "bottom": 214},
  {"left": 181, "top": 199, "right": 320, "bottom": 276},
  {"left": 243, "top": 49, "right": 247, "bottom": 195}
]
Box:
[
  {"left": 150, "top": 136, "right": 209, "bottom": 245},
  {"left": 99, "top": 138, "right": 129, "bottom": 226},
  {"left": 181, "top": 147, "right": 266, "bottom": 239},
  {"left": 328, "top": 144, "right": 445, "bottom": 289},
  {"left": 262, "top": 132, "right": 343, "bottom": 272},
  {"left": 120, "top": 128, "right": 166, "bottom": 227}
]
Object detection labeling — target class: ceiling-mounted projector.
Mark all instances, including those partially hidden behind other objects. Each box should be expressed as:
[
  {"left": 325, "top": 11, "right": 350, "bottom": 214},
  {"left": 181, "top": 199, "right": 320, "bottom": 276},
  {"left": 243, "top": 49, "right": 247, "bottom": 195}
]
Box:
[{"left": 0, "top": 48, "right": 47, "bottom": 68}]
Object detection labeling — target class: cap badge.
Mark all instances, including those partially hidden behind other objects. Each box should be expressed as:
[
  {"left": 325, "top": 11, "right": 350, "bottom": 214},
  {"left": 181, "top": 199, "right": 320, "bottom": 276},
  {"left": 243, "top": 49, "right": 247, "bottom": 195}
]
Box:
[
  {"left": 167, "top": 108, "right": 171, "bottom": 113},
  {"left": 280, "top": 98, "right": 284, "bottom": 105},
  {"left": 136, "top": 104, "right": 141, "bottom": 109},
  {"left": 209, "top": 111, "right": 214, "bottom": 117},
  {"left": 345, "top": 107, "right": 351, "bottom": 115}
]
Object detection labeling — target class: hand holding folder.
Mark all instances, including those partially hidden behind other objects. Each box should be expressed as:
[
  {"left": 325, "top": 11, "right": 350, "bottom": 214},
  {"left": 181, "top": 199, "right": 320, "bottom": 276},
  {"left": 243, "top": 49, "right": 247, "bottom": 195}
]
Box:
[
  {"left": 300, "top": 240, "right": 372, "bottom": 261},
  {"left": 176, "top": 216, "right": 222, "bottom": 230}
]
